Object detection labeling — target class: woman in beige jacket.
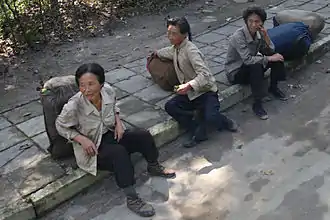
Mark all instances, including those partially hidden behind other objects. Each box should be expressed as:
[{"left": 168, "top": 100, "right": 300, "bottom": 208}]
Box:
[
  {"left": 157, "top": 17, "right": 238, "bottom": 148},
  {"left": 55, "top": 63, "right": 175, "bottom": 218}
]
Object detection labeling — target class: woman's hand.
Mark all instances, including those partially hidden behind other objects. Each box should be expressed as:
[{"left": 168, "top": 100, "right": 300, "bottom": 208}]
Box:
[
  {"left": 74, "top": 135, "right": 98, "bottom": 156},
  {"left": 176, "top": 83, "right": 192, "bottom": 95},
  {"left": 114, "top": 118, "right": 125, "bottom": 142}
]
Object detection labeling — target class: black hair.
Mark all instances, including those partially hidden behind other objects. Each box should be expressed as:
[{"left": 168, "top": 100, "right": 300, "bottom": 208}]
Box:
[
  {"left": 166, "top": 16, "right": 192, "bottom": 41},
  {"left": 243, "top": 6, "right": 267, "bottom": 23},
  {"left": 75, "top": 63, "right": 105, "bottom": 85}
]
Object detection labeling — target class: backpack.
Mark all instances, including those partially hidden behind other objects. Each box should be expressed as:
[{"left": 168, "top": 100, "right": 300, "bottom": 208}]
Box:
[
  {"left": 40, "top": 75, "right": 78, "bottom": 159},
  {"left": 146, "top": 53, "right": 179, "bottom": 91},
  {"left": 267, "top": 21, "right": 312, "bottom": 60}
]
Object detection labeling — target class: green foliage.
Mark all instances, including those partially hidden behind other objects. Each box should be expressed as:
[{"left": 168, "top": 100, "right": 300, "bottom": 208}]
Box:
[{"left": 0, "top": 0, "right": 191, "bottom": 54}]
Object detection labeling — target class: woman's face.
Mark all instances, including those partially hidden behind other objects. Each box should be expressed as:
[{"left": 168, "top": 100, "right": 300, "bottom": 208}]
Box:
[
  {"left": 167, "top": 25, "right": 186, "bottom": 45},
  {"left": 78, "top": 73, "right": 103, "bottom": 102},
  {"left": 246, "top": 13, "right": 263, "bottom": 34}
]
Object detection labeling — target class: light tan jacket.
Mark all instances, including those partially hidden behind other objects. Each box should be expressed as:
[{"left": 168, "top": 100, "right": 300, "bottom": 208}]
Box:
[
  {"left": 157, "top": 38, "right": 217, "bottom": 100},
  {"left": 55, "top": 83, "right": 122, "bottom": 176}
]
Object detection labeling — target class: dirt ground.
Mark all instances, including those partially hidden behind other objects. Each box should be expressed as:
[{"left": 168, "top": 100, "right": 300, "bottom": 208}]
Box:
[{"left": 0, "top": 0, "right": 284, "bottom": 112}]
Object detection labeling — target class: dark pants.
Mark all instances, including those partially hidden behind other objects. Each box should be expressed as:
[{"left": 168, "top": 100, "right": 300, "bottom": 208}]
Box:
[
  {"left": 97, "top": 129, "right": 159, "bottom": 188},
  {"left": 164, "top": 91, "right": 227, "bottom": 138},
  {"left": 233, "top": 61, "right": 286, "bottom": 101}
]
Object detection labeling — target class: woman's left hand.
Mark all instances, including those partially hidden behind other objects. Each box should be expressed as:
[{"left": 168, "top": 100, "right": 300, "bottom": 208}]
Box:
[
  {"left": 114, "top": 121, "right": 125, "bottom": 142},
  {"left": 176, "top": 83, "right": 192, "bottom": 95}
]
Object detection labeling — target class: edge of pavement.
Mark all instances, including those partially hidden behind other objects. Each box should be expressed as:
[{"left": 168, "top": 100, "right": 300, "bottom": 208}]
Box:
[
  {"left": 27, "top": 33, "right": 330, "bottom": 220},
  {"left": 2, "top": 11, "right": 329, "bottom": 220}
]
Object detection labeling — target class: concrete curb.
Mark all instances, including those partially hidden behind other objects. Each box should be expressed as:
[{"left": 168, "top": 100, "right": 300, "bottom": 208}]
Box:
[
  {"left": 0, "top": 200, "right": 35, "bottom": 220},
  {"left": 25, "top": 34, "right": 330, "bottom": 219},
  {"left": 3, "top": 31, "right": 322, "bottom": 219}
]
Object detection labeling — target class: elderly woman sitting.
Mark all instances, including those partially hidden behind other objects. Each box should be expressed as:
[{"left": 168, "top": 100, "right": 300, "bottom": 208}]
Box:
[{"left": 56, "top": 63, "right": 175, "bottom": 218}]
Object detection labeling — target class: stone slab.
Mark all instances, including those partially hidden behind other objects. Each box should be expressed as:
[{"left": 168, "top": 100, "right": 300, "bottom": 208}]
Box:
[
  {"left": 216, "top": 82, "right": 230, "bottom": 92},
  {"left": 0, "top": 116, "right": 11, "bottom": 130},
  {"left": 4, "top": 146, "right": 64, "bottom": 196},
  {"left": 124, "top": 108, "right": 170, "bottom": 129},
  {"left": 230, "top": 19, "right": 245, "bottom": 27},
  {"left": 16, "top": 115, "right": 45, "bottom": 137},
  {"left": 0, "top": 199, "right": 36, "bottom": 220},
  {"left": 0, "top": 177, "right": 22, "bottom": 209},
  {"left": 212, "top": 56, "right": 226, "bottom": 64},
  {"left": 279, "top": 0, "right": 306, "bottom": 8},
  {"left": 134, "top": 84, "right": 172, "bottom": 104},
  {"left": 213, "top": 25, "right": 239, "bottom": 36},
  {"left": 32, "top": 132, "right": 50, "bottom": 152},
  {"left": 115, "top": 75, "right": 154, "bottom": 94},
  {"left": 194, "top": 32, "right": 227, "bottom": 44},
  {"left": 126, "top": 64, "right": 152, "bottom": 80},
  {"left": 2, "top": 101, "right": 43, "bottom": 124},
  {"left": 199, "top": 45, "right": 218, "bottom": 55},
  {"left": 267, "top": 5, "right": 286, "bottom": 14},
  {"left": 123, "top": 58, "right": 146, "bottom": 68},
  {"left": 29, "top": 169, "right": 108, "bottom": 216},
  {"left": 0, "top": 140, "right": 32, "bottom": 169},
  {"left": 309, "top": 0, "right": 330, "bottom": 5},
  {"left": 105, "top": 68, "right": 136, "bottom": 84},
  {"left": 1, "top": 142, "right": 48, "bottom": 176},
  {"left": 212, "top": 39, "right": 229, "bottom": 52},
  {"left": 208, "top": 60, "right": 225, "bottom": 74},
  {"left": 113, "top": 86, "right": 130, "bottom": 100},
  {"left": 0, "top": 126, "right": 26, "bottom": 152},
  {"left": 0, "top": 177, "right": 36, "bottom": 220},
  {"left": 297, "top": 3, "right": 326, "bottom": 12},
  {"left": 117, "top": 95, "right": 153, "bottom": 118},
  {"left": 215, "top": 72, "right": 231, "bottom": 86},
  {"left": 316, "top": 7, "right": 330, "bottom": 20},
  {"left": 155, "top": 94, "right": 176, "bottom": 110}
]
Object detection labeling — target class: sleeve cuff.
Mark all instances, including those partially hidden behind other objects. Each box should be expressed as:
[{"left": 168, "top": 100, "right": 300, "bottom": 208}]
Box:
[
  {"left": 188, "top": 79, "right": 199, "bottom": 91},
  {"left": 68, "top": 130, "right": 80, "bottom": 142},
  {"left": 262, "top": 56, "right": 269, "bottom": 68}
]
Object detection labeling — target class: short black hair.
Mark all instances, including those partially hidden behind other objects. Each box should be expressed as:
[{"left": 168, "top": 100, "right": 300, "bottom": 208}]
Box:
[
  {"left": 75, "top": 63, "right": 105, "bottom": 85},
  {"left": 243, "top": 6, "right": 267, "bottom": 23},
  {"left": 166, "top": 16, "right": 192, "bottom": 41}
]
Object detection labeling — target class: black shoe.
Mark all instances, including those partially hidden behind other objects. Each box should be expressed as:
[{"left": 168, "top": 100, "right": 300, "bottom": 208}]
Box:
[
  {"left": 252, "top": 103, "right": 268, "bottom": 120},
  {"left": 223, "top": 116, "right": 238, "bottom": 132},
  {"left": 127, "top": 195, "right": 155, "bottom": 217},
  {"left": 269, "top": 87, "right": 288, "bottom": 101},
  {"left": 147, "top": 163, "right": 176, "bottom": 179},
  {"left": 182, "top": 136, "right": 207, "bottom": 148}
]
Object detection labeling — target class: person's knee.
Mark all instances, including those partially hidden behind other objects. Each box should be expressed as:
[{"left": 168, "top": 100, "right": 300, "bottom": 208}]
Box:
[
  {"left": 109, "top": 144, "right": 128, "bottom": 158},
  {"left": 164, "top": 100, "right": 177, "bottom": 115}
]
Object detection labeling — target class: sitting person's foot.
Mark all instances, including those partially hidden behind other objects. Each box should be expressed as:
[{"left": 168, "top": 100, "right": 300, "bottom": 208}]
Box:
[
  {"left": 147, "top": 163, "right": 176, "bottom": 178},
  {"left": 182, "top": 135, "right": 207, "bottom": 148},
  {"left": 268, "top": 87, "right": 288, "bottom": 101},
  {"left": 127, "top": 195, "right": 155, "bottom": 217},
  {"left": 252, "top": 102, "right": 268, "bottom": 120},
  {"left": 223, "top": 116, "right": 238, "bottom": 132}
]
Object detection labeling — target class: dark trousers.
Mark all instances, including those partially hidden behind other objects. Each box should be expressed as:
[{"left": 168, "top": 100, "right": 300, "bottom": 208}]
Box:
[
  {"left": 164, "top": 91, "right": 227, "bottom": 138},
  {"left": 97, "top": 129, "right": 159, "bottom": 188},
  {"left": 233, "top": 61, "right": 286, "bottom": 101}
]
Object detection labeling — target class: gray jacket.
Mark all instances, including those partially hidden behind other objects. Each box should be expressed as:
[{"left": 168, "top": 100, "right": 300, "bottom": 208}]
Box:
[{"left": 225, "top": 25, "right": 275, "bottom": 83}]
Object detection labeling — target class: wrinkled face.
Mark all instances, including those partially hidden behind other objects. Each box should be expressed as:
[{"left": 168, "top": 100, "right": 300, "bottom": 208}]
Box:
[
  {"left": 167, "top": 25, "right": 186, "bottom": 45},
  {"left": 246, "top": 13, "right": 263, "bottom": 34},
  {"left": 78, "top": 73, "right": 102, "bottom": 102}
]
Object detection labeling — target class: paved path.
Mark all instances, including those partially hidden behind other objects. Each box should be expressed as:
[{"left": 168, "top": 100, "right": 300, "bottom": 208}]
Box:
[
  {"left": 42, "top": 52, "right": 330, "bottom": 220},
  {"left": 0, "top": 0, "right": 329, "bottom": 219}
]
